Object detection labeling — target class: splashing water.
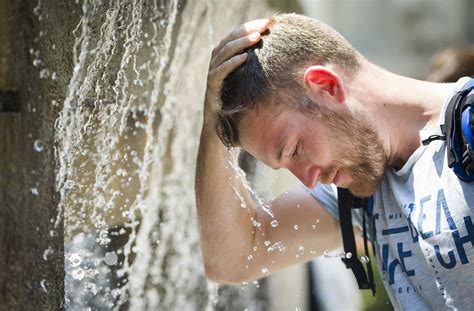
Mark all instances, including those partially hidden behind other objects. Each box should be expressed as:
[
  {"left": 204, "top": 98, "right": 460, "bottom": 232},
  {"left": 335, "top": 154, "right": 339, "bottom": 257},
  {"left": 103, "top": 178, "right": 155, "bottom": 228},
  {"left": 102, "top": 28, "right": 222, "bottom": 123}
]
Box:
[{"left": 52, "top": 0, "right": 268, "bottom": 309}]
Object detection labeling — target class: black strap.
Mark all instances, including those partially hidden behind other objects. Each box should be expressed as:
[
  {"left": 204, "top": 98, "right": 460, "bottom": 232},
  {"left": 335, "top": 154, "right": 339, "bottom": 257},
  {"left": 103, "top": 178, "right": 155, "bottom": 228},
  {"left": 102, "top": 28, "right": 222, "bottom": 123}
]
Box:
[
  {"left": 337, "top": 188, "right": 375, "bottom": 294},
  {"left": 421, "top": 134, "right": 446, "bottom": 146},
  {"left": 362, "top": 210, "right": 376, "bottom": 295}
]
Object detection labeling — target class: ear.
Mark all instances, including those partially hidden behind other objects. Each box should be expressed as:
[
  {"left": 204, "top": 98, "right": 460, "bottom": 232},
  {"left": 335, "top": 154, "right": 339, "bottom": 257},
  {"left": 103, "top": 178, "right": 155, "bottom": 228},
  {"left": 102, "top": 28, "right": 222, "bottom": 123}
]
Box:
[{"left": 303, "top": 66, "right": 346, "bottom": 103}]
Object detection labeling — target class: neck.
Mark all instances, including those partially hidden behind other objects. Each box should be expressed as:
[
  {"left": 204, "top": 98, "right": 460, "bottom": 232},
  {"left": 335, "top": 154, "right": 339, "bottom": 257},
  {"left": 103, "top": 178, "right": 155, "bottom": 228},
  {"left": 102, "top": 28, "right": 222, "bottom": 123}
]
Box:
[{"left": 347, "top": 62, "right": 455, "bottom": 169}]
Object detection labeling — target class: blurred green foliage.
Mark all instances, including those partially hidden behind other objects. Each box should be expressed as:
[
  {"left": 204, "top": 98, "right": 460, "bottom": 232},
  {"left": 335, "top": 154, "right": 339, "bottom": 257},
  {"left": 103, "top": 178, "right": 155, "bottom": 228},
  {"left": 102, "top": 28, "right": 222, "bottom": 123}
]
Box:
[{"left": 362, "top": 254, "right": 393, "bottom": 311}]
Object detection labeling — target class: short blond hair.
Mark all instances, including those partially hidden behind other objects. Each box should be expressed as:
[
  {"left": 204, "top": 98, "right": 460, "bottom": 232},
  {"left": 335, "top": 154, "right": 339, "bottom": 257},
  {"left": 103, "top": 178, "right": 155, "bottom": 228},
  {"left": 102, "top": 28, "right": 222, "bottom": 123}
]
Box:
[{"left": 217, "top": 13, "right": 361, "bottom": 147}]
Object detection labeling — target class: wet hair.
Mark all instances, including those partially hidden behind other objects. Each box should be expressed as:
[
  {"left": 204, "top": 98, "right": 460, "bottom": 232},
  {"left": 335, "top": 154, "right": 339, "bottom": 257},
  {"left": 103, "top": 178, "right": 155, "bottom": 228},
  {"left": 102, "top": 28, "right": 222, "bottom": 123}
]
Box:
[{"left": 216, "top": 13, "right": 362, "bottom": 147}]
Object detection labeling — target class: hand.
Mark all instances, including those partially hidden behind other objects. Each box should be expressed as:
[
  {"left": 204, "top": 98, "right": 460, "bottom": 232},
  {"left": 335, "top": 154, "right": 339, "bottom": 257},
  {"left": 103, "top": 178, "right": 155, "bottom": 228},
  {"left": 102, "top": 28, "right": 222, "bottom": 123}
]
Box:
[{"left": 204, "top": 19, "right": 271, "bottom": 120}]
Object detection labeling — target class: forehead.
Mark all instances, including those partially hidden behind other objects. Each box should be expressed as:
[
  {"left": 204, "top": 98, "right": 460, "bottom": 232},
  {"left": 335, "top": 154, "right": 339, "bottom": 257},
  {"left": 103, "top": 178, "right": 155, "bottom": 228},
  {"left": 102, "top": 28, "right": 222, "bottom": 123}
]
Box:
[
  {"left": 237, "top": 105, "right": 302, "bottom": 162},
  {"left": 238, "top": 106, "right": 282, "bottom": 148}
]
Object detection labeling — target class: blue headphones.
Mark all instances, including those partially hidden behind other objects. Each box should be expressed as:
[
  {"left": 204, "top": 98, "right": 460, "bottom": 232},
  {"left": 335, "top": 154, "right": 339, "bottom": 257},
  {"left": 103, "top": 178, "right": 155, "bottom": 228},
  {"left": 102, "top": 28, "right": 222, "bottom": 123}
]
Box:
[{"left": 443, "top": 78, "right": 474, "bottom": 181}]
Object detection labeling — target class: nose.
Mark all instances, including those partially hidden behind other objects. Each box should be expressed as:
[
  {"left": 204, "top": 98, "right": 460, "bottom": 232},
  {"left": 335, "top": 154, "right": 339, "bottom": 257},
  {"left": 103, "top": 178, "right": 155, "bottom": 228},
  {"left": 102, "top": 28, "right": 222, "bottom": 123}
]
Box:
[{"left": 289, "top": 164, "right": 321, "bottom": 189}]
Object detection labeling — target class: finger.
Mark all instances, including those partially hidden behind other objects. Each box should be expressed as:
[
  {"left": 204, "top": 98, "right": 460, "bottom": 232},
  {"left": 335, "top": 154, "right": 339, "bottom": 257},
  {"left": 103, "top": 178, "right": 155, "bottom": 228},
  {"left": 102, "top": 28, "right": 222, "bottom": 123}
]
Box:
[
  {"left": 210, "top": 32, "right": 260, "bottom": 69},
  {"left": 211, "top": 53, "right": 248, "bottom": 84},
  {"left": 219, "top": 18, "right": 270, "bottom": 48}
]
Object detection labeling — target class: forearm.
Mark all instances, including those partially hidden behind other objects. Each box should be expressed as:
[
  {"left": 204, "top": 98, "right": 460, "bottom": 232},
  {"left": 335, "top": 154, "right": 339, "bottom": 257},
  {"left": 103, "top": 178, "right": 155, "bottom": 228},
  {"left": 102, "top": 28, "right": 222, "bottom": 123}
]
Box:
[
  {"left": 195, "top": 19, "right": 270, "bottom": 282},
  {"left": 195, "top": 115, "right": 256, "bottom": 282}
]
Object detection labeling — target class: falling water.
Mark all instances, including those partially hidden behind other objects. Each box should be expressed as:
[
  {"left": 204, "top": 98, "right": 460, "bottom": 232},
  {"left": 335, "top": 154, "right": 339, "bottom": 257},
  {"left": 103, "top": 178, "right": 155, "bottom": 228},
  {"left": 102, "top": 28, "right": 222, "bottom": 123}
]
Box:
[{"left": 49, "top": 0, "right": 268, "bottom": 309}]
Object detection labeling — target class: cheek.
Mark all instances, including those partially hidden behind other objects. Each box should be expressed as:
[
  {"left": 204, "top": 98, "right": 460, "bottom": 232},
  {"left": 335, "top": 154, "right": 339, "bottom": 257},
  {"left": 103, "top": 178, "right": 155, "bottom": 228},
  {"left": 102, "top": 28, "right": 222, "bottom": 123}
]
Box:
[{"left": 304, "top": 136, "right": 334, "bottom": 167}]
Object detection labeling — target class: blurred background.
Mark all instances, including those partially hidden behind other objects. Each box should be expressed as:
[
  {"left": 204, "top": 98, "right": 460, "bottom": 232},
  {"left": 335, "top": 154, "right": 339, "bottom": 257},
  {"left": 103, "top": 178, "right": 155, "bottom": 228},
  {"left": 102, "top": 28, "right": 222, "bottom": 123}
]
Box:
[{"left": 0, "top": 0, "right": 473, "bottom": 310}]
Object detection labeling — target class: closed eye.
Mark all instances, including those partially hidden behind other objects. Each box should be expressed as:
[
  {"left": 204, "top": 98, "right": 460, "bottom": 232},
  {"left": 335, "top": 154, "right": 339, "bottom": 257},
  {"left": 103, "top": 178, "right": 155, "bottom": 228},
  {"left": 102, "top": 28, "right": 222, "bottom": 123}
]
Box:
[{"left": 292, "top": 142, "right": 300, "bottom": 158}]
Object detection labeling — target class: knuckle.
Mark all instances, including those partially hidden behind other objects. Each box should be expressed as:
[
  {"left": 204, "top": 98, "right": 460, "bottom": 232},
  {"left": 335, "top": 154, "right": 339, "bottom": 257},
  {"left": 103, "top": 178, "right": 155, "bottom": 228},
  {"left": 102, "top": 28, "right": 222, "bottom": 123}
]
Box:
[
  {"left": 221, "top": 43, "right": 231, "bottom": 56},
  {"left": 231, "top": 56, "right": 242, "bottom": 66},
  {"left": 211, "top": 44, "right": 221, "bottom": 56}
]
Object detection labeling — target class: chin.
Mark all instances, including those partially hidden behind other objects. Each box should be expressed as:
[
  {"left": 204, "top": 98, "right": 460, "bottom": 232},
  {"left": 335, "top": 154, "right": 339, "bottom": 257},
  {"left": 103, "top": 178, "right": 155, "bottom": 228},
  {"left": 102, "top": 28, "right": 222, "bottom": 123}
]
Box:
[{"left": 348, "top": 182, "right": 379, "bottom": 198}]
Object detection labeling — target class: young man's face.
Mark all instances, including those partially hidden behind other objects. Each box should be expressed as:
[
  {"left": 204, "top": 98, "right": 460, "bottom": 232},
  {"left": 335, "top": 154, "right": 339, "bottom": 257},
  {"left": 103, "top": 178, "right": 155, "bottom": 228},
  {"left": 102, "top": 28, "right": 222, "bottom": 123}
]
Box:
[{"left": 238, "top": 103, "right": 387, "bottom": 197}]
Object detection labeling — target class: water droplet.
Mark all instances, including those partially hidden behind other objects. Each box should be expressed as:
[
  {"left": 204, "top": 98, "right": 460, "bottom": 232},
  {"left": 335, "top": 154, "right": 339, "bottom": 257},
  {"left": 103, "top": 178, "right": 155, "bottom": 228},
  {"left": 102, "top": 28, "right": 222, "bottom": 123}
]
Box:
[
  {"left": 39, "top": 68, "right": 50, "bottom": 79},
  {"left": 360, "top": 255, "right": 370, "bottom": 264},
  {"left": 312, "top": 225, "right": 316, "bottom": 229},
  {"left": 33, "top": 59, "right": 42, "bottom": 67},
  {"left": 85, "top": 282, "right": 99, "bottom": 296},
  {"left": 72, "top": 268, "right": 85, "bottom": 280},
  {"left": 73, "top": 64, "right": 81, "bottom": 73},
  {"left": 133, "top": 79, "right": 143, "bottom": 86},
  {"left": 267, "top": 241, "right": 287, "bottom": 253},
  {"left": 68, "top": 254, "right": 82, "bottom": 267},
  {"left": 111, "top": 288, "right": 121, "bottom": 299},
  {"left": 51, "top": 72, "right": 58, "bottom": 81},
  {"left": 34, "top": 140, "right": 45, "bottom": 152},
  {"left": 251, "top": 218, "right": 261, "bottom": 228},
  {"left": 316, "top": 219, "right": 320, "bottom": 223},
  {"left": 64, "top": 180, "right": 76, "bottom": 190},
  {"left": 104, "top": 252, "right": 118, "bottom": 266},
  {"left": 293, "top": 224, "right": 299, "bottom": 230},
  {"left": 43, "top": 247, "right": 53, "bottom": 261},
  {"left": 296, "top": 204, "right": 300, "bottom": 208},
  {"left": 30, "top": 187, "right": 39, "bottom": 196},
  {"left": 49, "top": 230, "right": 58, "bottom": 237},
  {"left": 270, "top": 220, "right": 279, "bottom": 227},
  {"left": 323, "top": 250, "right": 329, "bottom": 257},
  {"left": 298, "top": 246, "right": 305, "bottom": 255},
  {"left": 118, "top": 168, "right": 129, "bottom": 177},
  {"left": 40, "top": 279, "right": 49, "bottom": 293},
  {"left": 264, "top": 240, "right": 271, "bottom": 246},
  {"left": 261, "top": 267, "right": 269, "bottom": 275},
  {"left": 253, "top": 280, "right": 259, "bottom": 288},
  {"left": 247, "top": 255, "right": 253, "bottom": 261},
  {"left": 345, "top": 252, "right": 352, "bottom": 259}
]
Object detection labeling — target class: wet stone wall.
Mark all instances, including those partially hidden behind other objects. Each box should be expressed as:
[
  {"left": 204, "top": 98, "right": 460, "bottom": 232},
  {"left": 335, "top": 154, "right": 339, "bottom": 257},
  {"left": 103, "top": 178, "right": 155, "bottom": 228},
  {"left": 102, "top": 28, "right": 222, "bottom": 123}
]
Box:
[
  {"left": 0, "top": 0, "right": 82, "bottom": 309},
  {"left": 0, "top": 0, "right": 270, "bottom": 310}
]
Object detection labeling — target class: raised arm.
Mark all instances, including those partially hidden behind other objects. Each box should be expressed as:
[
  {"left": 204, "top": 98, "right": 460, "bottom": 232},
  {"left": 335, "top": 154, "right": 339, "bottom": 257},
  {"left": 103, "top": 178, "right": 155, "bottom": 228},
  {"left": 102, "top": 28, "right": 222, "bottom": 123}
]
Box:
[{"left": 195, "top": 19, "right": 342, "bottom": 284}]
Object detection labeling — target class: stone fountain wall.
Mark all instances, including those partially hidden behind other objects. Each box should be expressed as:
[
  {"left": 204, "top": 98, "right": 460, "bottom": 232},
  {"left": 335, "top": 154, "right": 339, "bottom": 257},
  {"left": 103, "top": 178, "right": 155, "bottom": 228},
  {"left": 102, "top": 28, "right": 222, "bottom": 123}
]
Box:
[{"left": 0, "top": 0, "right": 270, "bottom": 309}]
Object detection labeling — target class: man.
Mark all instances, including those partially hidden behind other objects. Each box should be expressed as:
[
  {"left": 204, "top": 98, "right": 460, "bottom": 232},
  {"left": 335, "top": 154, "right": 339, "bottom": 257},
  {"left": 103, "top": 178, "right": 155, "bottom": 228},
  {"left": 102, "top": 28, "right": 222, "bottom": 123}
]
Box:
[{"left": 195, "top": 13, "right": 474, "bottom": 309}]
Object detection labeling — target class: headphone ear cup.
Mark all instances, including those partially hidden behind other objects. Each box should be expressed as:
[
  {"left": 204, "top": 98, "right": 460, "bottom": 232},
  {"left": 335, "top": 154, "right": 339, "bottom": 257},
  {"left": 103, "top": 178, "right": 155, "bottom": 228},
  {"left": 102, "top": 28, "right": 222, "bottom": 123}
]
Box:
[
  {"left": 461, "top": 92, "right": 474, "bottom": 174},
  {"left": 461, "top": 92, "right": 474, "bottom": 146}
]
